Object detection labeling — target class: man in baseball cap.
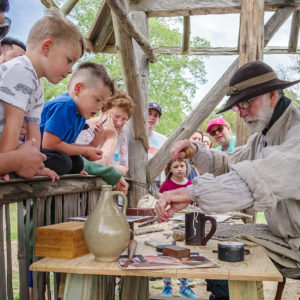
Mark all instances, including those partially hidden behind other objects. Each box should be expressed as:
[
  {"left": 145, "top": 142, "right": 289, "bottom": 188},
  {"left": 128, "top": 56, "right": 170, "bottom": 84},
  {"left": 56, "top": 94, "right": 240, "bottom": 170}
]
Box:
[
  {"left": 206, "top": 117, "right": 236, "bottom": 152},
  {"left": 148, "top": 102, "right": 167, "bottom": 188},
  {"left": 156, "top": 61, "right": 300, "bottom": 299}
]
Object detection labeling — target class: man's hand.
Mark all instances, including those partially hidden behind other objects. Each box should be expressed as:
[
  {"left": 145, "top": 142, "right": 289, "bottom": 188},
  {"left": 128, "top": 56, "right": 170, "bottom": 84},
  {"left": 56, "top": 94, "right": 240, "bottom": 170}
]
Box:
[
  {"left": 84, "top": 147, "right": 103, "bottom": 161},
  {"left": 116, "top": 176, "right": 128, "bottom": 194},
  {"left": 155, "top": 188, "right": 192, "bottom": 222},
  {"left": 171, "top": 140, "right": 197, "bottom": 161},
  {"left": 37, "top": 167, "right": 59, "bottom": 182},
  {"left": 13, "top": 139, "right": 46, "bottom": 179}
]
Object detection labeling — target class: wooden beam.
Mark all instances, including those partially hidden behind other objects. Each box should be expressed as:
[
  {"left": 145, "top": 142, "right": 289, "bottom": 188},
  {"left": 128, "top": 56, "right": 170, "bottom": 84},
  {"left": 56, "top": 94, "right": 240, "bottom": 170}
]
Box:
[
  {"left": 129, "top": 0, "right": 300, "bottom": 18},
  {"left": 182, "top": 16, "right": 190, "bottom": 54},
  {"left": 61, "top": 0, "right": 79, "bottom": 15},
  {"left": 106, "top": 0, "right": 157, "bottom": 63},
  {"left": 288, "top": 11, "right": 300, "bottom": 53},
  {"left": 112, "top": 1, "right": 149, "bottom": 206},
  {"left": 40, "top": 0, "right": 59, "bottom": 9},
  {"left": 87, "top": 1, "right": 114, "bottom": 52},
  {"left": 264, "top": 6, "right": 295, "bottom": 46},
  {"left": 127, "top": 11, "right": 150, "bottom": 207},
  {"left": 147, "top": 6, "right": 296, "bottom": 183},
  {"left": 236, "top": 0, "right": 264, "bottom": 147},
  {"left": 101, "top": 45, "right": 300, "bottom": 55}
]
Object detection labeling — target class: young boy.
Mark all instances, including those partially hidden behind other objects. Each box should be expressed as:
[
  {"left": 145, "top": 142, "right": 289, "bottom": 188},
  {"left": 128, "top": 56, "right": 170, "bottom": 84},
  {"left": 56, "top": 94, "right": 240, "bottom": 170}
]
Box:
[
  {"left": 0, "top": 8, "right": 86, "bottom": 180},
  {"left": 40, "top": 62, "right": 115, "bottom": 175}
]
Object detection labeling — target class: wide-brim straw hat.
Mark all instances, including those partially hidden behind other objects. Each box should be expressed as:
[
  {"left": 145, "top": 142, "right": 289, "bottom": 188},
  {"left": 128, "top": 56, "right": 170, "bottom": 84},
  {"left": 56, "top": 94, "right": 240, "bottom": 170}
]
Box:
[{"left": 217, "top": 61, "right": 300, "bottom": 114}]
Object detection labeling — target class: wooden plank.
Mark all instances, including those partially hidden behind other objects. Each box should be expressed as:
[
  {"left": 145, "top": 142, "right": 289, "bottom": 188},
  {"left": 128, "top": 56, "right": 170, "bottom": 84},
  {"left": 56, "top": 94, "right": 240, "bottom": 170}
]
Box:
[
  {"left": 288, "top": 10, "right": 300, "bottom": 53},
  {"left": 106, "top": 0, "right": 157, "bottom": 63},
  {"left": 0, "top": 176, "right": 106, "bottom": 203},
  {"left": 5, "top": 204, "right": 13, "bottom": 300},
  {"left": 101, "top": 45, "right": 300, "bottom": 55},
  {"left": 0, "top": 204, "right": 7, "bottom": 300},
  {"left": 30, "top": 242, "right": 282, "bottom": 282},
  {"left": 61, "top": 0, "right": 79, "bottom": 15},
  {"left": 228, "top": 281, "right": 262, "bottom": 300},
  {"left": 128, "top": 0, "right": 300, "bottom": 17},
  {"left": 147, "top": 6, "right": 297, "bottom": 182},
  {"left": 182, "top": 16, "right": 190, "bottom": 54},
  {"left": 17, "top": 201, "right": 29, "bottom": 300}
]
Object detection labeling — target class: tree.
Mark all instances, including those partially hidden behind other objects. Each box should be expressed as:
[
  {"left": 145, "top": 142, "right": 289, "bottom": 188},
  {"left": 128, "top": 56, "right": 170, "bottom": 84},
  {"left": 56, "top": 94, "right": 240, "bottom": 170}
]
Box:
[{"left": 43, "top": 1, "right": 209, "bottom": 137}]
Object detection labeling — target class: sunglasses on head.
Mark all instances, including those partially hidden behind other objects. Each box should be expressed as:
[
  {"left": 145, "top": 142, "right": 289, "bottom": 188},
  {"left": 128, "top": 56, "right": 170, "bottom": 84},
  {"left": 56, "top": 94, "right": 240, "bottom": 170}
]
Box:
[
  {"left": 0, "top": 17, "right": 11, "bottom": 42},
  {"left": 209, "top": 126, "right": 224, "bottom": 136}
]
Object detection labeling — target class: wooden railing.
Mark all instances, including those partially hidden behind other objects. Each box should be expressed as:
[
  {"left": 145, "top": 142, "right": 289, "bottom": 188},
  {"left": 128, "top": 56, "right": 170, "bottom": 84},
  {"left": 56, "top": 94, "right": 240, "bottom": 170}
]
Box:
[{"left": 0, "top": 175, "right": 107, "bottom": 300}]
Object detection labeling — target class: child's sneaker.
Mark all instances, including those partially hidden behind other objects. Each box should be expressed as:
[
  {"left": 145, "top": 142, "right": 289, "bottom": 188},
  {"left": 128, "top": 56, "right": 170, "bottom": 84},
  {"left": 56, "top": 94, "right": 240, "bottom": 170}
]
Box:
[
  {"left": 177, "top": 279, "right": 196, "bottom": 287},
  {"left": 178, "top": 286, "right": 198, "bottom": 298},
  {"left": 162, "top": 284, "right": 172, "bottom": 297}
]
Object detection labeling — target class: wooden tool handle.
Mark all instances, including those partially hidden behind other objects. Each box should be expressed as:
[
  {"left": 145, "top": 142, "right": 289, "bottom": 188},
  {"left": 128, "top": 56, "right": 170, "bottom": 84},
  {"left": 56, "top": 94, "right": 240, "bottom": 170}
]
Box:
[{"left": 128, "top": 240, "right": 137, "bottom": 261}]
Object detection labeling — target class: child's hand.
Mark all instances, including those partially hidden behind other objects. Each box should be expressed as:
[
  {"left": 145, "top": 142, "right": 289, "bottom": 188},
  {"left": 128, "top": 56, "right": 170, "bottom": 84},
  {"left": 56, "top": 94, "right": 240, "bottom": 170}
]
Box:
[
  {"left": 116, "top": 176, "right": 129, "bottom": 194},
  {"left": 80, "top": 170, "right": 88, "bottom": 176},
  {"left": 14, "top": 139, "right": 46, "bottom": 179},
  {"left": 37, "top": 167, "right": 60, "bottom": 182},
  {"left": 84, "top": 147, "right": 103, "bottom": 161}
]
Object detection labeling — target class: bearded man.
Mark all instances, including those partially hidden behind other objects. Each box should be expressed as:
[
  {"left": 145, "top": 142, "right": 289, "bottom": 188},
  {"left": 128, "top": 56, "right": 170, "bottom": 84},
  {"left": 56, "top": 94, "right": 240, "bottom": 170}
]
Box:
[{"left": 155, "top": 61, "right": 300, "bottom": 299}]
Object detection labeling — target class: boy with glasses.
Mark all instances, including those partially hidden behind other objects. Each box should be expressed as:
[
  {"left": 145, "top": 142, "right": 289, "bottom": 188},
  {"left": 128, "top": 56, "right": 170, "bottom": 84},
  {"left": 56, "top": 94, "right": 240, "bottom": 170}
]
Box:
[{"left": 206, "top": 117, "right": 236, "bottom": 152}]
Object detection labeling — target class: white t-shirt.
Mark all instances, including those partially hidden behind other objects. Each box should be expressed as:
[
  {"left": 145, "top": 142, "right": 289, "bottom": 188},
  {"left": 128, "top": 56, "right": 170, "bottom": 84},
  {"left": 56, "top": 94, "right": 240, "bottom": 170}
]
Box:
[
  {"left": 0, "top": 55, "right": 44, "bottom": 135},
  {"left": 148, "top": 130, "right": 167, "bottom": 160}
]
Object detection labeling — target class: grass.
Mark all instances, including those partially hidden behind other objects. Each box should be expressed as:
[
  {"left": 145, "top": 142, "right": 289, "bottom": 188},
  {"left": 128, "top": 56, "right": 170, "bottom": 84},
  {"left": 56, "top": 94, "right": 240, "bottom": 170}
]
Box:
[{"left": 256, "top": 212, "right": 267, "bottom": 224}]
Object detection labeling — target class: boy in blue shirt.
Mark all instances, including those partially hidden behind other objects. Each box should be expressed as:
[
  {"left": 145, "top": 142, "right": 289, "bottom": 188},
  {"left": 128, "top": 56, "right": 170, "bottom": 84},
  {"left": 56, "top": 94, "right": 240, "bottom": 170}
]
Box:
[{"left": 41, "top": 62, "right": 115, "bottom": 175}]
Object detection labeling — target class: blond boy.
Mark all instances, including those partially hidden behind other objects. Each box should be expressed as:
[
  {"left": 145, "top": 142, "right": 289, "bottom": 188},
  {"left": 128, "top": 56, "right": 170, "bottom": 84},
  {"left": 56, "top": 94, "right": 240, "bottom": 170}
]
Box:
[
  {"left": 0, "top": 8, "right": 85, "bottom": 180},
  {"left": 40, "top": 62, "right": 115, "bottom": 175}
]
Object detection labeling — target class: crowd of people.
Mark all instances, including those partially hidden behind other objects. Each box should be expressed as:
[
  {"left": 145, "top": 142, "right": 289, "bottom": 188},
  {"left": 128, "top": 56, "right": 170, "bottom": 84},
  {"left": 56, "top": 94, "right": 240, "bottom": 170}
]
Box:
[{"left": 1, "top": 1, "right": 300, "bottom": 299}]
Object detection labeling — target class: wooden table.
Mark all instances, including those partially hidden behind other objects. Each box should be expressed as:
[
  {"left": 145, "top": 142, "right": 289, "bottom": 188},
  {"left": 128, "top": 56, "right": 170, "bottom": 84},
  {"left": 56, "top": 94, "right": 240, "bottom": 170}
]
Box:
[{"left": 31, "top": 224, "right": 282, "bottom": 300}]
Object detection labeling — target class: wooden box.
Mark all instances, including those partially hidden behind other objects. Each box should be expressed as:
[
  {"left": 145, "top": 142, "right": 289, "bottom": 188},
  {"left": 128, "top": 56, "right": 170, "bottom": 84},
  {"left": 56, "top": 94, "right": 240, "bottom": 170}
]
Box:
[
  {"left": 35, "top": 222, "right": 89, "bottom": 259},
  {"left": 163, "top": 245, "right": 190, "bottom": 259}
]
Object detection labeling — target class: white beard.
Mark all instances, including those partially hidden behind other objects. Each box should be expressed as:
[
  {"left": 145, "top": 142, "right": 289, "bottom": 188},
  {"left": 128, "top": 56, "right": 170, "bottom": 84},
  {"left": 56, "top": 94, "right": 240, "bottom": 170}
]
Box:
[{"left": 243, "top": 95, "right": 274, "bottom": 133}]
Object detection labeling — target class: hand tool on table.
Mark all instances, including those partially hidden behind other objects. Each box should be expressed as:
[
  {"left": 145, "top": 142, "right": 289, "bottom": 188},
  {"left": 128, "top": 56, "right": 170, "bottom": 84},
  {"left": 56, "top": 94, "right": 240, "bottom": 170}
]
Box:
[
  {"left": 138, "top": 217, "right": 157, "bottom": 227},
  {"left": 122, "top": 240, "right": 138, "bottom": 268}
]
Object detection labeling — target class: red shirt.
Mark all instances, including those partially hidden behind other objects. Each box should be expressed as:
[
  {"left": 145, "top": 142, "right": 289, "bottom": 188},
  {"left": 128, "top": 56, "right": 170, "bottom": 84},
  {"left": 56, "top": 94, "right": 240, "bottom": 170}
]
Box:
[{"left": 159, "top": 178, "right": 192, "bottom": 193}]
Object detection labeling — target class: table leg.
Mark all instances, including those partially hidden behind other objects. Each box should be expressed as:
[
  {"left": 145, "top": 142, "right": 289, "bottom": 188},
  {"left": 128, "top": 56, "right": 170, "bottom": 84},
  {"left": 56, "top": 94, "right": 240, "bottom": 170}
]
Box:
[{"left": 228, "top": 280, "right": 264, "bottom": 300}]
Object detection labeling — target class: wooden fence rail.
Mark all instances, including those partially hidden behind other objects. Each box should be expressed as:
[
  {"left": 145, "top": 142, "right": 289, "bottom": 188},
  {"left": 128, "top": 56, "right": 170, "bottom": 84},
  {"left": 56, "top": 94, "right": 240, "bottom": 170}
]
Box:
[{"left": 0, "top": 175, "right": 107, "bottom": 300}]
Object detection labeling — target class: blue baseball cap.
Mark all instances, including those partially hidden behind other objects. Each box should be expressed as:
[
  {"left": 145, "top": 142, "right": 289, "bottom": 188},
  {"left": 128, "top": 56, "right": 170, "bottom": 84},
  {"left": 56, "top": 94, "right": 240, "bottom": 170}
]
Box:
[{"left": 148, "top": 102, "right": 162, "bottom": 116}]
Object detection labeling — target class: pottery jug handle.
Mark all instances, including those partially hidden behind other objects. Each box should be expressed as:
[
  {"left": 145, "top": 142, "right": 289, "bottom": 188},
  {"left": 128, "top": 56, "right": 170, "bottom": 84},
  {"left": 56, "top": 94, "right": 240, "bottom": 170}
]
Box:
[{"left": 111, "top": 191, "right": 128, "bottom": 215}]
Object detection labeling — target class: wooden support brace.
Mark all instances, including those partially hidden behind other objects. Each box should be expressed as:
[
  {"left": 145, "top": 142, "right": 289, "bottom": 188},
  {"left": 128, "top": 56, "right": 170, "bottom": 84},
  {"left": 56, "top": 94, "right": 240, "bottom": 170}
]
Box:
[
  {"left": 61, "top": 0, "right": 80, "bottom": 15},
  {"left": 105, "top": 0, "right": 158, "bottom": 63},
  {"left": 288, "top": 11, "right": 300, "bottom": 53},
  {"left": 182, "top": 16, "right": 190, "bottom": 54}
]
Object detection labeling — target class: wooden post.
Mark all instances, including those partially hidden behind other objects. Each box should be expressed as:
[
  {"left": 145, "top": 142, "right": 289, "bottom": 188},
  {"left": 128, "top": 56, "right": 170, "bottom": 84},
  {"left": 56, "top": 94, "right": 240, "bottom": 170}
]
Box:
[
  {"left": 106, "top": 0, "right": 157, "bottom": 63},
  {"left": 182, "top": 16, "right": 190, "bottom": 54},
  {"left": 236, "top": 0, "right": 264, "bottom": 146},
  {"left": 112, "top": 0, "right": 149, "bottom": 207},
  {"left": 288, "top": 11, "right": 300, "bottom": 53},
  {"left": 61, "top": 0, "right": 79, "bottom": 15}
]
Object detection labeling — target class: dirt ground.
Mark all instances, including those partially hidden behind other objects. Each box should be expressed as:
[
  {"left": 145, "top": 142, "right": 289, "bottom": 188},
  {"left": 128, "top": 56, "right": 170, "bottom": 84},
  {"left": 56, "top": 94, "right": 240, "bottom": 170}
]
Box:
[{"left": 10, "top": 241, "right": 300, "bottom": 299}]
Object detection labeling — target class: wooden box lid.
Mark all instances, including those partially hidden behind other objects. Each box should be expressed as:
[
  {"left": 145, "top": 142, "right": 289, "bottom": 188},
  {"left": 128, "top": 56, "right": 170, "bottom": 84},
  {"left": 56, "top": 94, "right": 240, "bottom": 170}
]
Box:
[{"left": 35, "top": 221, "right": 89, "bottom": 259}]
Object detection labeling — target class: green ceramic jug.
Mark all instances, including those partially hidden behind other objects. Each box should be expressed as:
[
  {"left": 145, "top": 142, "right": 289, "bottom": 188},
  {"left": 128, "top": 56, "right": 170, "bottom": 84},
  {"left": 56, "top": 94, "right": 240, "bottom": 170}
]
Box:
[{"left": 83, "top": 185, "right": 130, "bottom": 262}]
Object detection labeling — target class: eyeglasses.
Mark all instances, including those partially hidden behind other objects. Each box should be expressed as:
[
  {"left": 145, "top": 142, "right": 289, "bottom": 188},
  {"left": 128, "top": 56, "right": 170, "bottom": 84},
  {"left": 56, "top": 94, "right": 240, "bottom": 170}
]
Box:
[
  {"left": 232, "top": 97, "right": 255, "bottom": 112},
  {"left": 209, "top": 126, "right": 224, "bottom": 136},
  {"left": 0, "top": 17, "right": 11, "bottom": 42}
]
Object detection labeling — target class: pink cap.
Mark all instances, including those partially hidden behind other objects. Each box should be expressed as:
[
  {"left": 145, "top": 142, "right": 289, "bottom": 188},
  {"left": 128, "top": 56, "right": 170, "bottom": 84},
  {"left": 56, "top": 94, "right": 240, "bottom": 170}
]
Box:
[{"left": 206, "top": 117, "right": 226, "bottom": 133}]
